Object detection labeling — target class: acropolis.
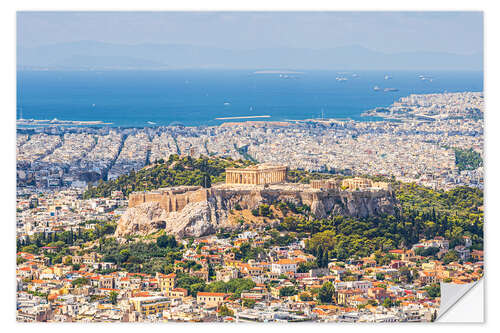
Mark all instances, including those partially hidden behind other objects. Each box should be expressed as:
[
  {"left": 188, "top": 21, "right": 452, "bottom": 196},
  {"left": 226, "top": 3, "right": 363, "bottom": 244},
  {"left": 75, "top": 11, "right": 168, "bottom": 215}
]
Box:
[
  {"left": 225, "top": 163, "right": 287, "bottom": 185},
  {"left": 128, "top": 186, "right": 210, "bottom": 211}
]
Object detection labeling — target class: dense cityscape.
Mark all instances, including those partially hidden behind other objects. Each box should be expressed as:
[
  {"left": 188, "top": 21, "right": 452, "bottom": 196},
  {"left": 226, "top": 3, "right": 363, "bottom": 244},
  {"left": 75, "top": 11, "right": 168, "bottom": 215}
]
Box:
[
  {"left": 17, "top": 92, "right": 483, "bottom": 192},
  {"left": 16, "top": 92, "right": 484, "bottom": 322}
]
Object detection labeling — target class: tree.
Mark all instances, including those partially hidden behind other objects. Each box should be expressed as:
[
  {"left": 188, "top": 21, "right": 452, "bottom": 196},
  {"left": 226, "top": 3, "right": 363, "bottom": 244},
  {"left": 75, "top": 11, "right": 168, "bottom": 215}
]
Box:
[
  {"left": 208, "top": 264, "right": 215, "bottom": 280},
  {"left": 253, "top": 204, "right": 270, "bottom": 217},
  {"left": 16, "top": 256, "right": 26, "bottom": 265},
  {"left": 415, "top": 246, "right": 440, "bottom": 257},
  {"left": 297, "top": 261, "right": 319, "bottom": 273},
  {"left": 63, "top": 256, "right": 73, "bottom": 265},
  {"left": 320, "top": 249, "right": 329, "bottom": 268},
  {"left": 299, "top": 292, "right": 313, "bottom": 301},
  {"left": 21, "top": 244, "right": 38, "bottom": 254},
  {"left": 242, "top": 299, "right": 256, "bottom": 308},
  {"left": 431, "top": 310, "right": 437, "bottom": 322},
  {"left": 156, "top": 234, "right": 177, "bottom": 249},
  {"left": 398, "top": 266, "right": 413, "bottom": 283},
  {"left": 279, "top": 286, "right": 297, "bottom": 297},
  {"left": 442, "top": 250, "right": 459, "bottom": 264},
  {"left": 316, "top": 246, "right": 324, "bottom": 267},
  {"left": 119, "top": 249, "right": 130, "bottom": 263},
  {"left": 109, "top": 291, "right": 118, "bottom": 305},
  {"left": 218, "top": 304, "right": 234, "bottom": 317},
  {"left": 425, "top": 283, "right": 441, "bottom": 298},
  {"left": 71, "top": 277, "right": 89, "bottom": 287},
  {"left": 317, "top": 281, "right": 335, "bottom": 304},
  {"left": 382, "top": 298, "right": 393, "bottom": 308}
]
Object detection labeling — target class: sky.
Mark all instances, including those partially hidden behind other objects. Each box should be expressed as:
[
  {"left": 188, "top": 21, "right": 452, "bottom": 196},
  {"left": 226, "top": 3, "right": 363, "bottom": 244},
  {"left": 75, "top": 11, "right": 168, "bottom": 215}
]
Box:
[{"left": 17, "top": 11, "right": 483, "bottom": 54}]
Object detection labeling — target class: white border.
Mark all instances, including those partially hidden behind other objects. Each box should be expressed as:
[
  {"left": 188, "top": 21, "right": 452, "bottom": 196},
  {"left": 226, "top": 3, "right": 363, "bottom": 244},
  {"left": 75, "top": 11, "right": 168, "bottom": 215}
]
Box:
[{"left": 2, "top": 1, "right": 498, "bottom": 332}]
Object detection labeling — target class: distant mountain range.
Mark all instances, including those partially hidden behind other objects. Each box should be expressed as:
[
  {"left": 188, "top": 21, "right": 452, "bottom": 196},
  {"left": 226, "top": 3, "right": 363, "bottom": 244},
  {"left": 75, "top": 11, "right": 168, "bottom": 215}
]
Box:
[{"left": 17, "top": 41, "right": 483, "bottom": 71}]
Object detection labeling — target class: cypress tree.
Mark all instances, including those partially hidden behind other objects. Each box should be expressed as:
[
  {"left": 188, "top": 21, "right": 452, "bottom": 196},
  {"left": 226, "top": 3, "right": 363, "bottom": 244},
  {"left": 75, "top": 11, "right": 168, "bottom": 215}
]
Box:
[
  {"left": 322, "top": 249, "right": 329, "bottom": 268},
  {"left": 316, "top": 246, "right": 324, "bottom": 267}
]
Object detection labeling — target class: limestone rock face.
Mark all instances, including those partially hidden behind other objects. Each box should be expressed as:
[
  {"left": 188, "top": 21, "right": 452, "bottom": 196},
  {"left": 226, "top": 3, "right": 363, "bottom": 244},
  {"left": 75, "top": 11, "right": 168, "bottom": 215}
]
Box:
[
  {"left": 114, "top": 185, "right": 398, "bottom": 238},
  {"left": 114, "top": 202, "right": 166, "bottom": 236}
]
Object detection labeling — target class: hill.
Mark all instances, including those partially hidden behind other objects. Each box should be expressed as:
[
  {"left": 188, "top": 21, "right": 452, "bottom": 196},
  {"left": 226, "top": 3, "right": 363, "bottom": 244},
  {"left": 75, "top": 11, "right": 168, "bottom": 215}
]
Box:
[
  {"left": 18, "top": 41, "right": 483, "bottom": 71},
  {"left": 83, "top": 155, "right": 255, "bottom": 199}
]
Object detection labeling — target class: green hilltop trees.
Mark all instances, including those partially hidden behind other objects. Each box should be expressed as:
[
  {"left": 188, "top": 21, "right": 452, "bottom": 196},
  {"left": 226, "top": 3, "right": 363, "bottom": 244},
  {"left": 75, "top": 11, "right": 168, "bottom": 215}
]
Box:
[
  {"left": 454, "top": 148, "right": 482, "bottom": 172},
  {"left": 83, "top": 154, "right": 255, "bottom": 199}
]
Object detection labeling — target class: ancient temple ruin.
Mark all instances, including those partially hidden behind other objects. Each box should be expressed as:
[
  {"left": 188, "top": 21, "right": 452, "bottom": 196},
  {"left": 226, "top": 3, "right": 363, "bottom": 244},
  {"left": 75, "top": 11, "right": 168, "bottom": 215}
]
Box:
[{"left": 225, "top": 163, "right": 287, "bottom": 185}]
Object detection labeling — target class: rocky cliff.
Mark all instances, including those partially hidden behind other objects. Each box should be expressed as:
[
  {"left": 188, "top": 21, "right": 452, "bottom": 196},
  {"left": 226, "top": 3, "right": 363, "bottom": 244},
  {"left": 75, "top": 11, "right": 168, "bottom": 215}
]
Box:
[{"left": 114, "top": 184, "right": 398, "bottom": 238}]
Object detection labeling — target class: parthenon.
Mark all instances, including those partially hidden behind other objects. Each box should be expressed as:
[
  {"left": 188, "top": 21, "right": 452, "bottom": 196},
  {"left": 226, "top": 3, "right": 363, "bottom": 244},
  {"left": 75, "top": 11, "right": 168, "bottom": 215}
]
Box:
[{"left": 225, "top": 163, "right": 287, "bottom": 185}]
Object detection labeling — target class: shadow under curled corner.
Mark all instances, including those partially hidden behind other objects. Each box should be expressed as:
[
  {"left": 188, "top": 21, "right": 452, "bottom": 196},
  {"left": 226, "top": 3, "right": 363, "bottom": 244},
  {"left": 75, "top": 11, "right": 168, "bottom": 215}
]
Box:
[{"left": 436, "top": 278, "right": 484, "bottom": 322}]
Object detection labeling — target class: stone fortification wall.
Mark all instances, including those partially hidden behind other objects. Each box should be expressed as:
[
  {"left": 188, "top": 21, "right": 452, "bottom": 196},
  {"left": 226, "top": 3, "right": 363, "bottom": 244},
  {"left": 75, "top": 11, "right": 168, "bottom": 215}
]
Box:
[{"left": 128, "top": 186, "right": 211, "bottom": 212}]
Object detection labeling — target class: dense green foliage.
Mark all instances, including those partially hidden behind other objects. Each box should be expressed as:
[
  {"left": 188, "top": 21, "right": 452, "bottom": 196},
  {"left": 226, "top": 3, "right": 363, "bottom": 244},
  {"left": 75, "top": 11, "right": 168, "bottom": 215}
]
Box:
[
  {"left": 156, "top": 234, "right": 178, "bottom": 248},
  {"left": 83, "top": 154, "right": 255, "bottom": 198},
  {"left": 71, "top": 277, "right": 89, "bottom": 287},
  {"left": 297, "top": 261, "right": 319, "bottom": 273},
  {"left": 279, "top": 286, "right": 298, "bottom": 297},
  {"left": 232, "top": 242, "right": 267, "bottom": 262},
  {"left": 288, "top": 183, "right": 484, "bottom": 260},
  {"left": 175, "top": 272, "right": 207, "bottom": 296},
  {"left": 454, "top": 148, "right": 482, "bottom": 172},
  {"left": 264, "top": 230, "right": 297, "bottom": 247},
  {"left": 442, "top": 250, "right": 459, "bottom": 265},
  {"left": 205, "top": 278, "right": 257, "bottom": 298},
  {"left": 415, "top": 246, "right": 440, "bottom": 257},
  {"left": 242, "top": 299, "right": 256, "bottom": 308},
  {"left": 317, "top": 281, "right": 335, "bottom": 303},
  {"left": 176, "top": 275, "right": 256, "bottom": 298},
  {"left": 251, "top": 204, "right": 272, "bottom": 217},
  {"left": 425, "top": 283, "right": 441, "bottom": 298},
  {"left": 218, "top": 305, "right": 234, "bottom": 317},
  {"left": 109, "top": 291, "right": 118, "bottom": 305},
  {"left": 17, "top": 223, "right": 117, "bottom": 262},
  {"left": 276, "top": 201, "right": 310, "bottom": 216},
  {"left": 98, "top": 238, "right": 182, "bottom": 274}
]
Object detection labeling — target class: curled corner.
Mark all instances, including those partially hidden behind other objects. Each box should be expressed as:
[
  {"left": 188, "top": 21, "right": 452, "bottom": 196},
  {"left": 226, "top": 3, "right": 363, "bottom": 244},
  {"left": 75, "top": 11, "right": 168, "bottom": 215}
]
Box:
[{"left": 437, "top": 278, "right": 484, "bottom": 322}]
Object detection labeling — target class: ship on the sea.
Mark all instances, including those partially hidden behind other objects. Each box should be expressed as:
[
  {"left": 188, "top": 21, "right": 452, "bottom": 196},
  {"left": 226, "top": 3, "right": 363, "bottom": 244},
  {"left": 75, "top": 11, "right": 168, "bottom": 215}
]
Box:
[
  {"left": 418, "top": 74, "right": 434, "bottom": 82},
  {"left": 373, "top": 85, "right": 381, "bottom": 91},
  {"left": 384, "top": 88, "right": 399, "bottom": 92}
]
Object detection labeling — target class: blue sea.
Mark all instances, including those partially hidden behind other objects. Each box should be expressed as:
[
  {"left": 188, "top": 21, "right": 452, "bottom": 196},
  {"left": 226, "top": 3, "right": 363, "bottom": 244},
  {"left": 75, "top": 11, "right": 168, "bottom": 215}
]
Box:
[{"left": 16, "top": 70, "right": 483, "bottom": 127}]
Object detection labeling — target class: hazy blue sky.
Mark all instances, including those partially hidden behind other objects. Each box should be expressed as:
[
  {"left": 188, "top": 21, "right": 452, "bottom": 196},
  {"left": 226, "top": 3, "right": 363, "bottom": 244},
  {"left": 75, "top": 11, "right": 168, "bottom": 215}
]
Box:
[{"left": 18, "top": 11, "right": 483, "bottom": 54}]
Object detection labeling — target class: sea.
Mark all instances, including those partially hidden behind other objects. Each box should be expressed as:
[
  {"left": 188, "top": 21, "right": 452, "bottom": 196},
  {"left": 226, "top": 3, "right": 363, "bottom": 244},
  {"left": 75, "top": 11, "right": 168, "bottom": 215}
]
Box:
[{"left": 16, "top": 70, "right": 484, "bottom": 127}]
